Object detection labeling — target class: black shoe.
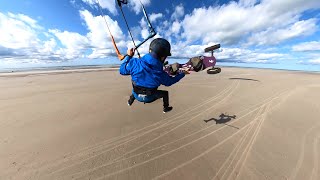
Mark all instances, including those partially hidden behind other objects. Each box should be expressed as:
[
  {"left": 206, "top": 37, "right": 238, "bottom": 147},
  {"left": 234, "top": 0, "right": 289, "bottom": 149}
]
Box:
[
  {"left": 127, "top": 98, "right": 134, "bottom": 106},
  {"left": 163, "top": 106, "right": 173, "bottom": 113}
]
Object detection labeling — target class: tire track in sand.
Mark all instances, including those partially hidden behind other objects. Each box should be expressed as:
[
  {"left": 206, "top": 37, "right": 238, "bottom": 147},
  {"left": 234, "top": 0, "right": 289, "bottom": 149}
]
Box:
[
  {"left": 222, "top": 89, "right": 294, "bottom": 180},
  {"left": 65, "top": 95, "right": 266, "bottom": 180},
  {"left": 310, "top": 137, "right": 320, "bottom": 180},
  {"left": 289, "top": 124, "right": 320, "bottom": 180},
  {"left": 228, "top": 103, "right": 272, "bottom": 180},
  {"left": 151, "top": 103, "right": 271, "bottom": 180},
  {"left": 110, "top": 81, "right": 240, "bottom": 162},
  {"left": 88, "top": 89, "right": 288, "bottom": 180},
  {"left": 212, "top": 105, "right": 266, "bottom": 180},
  {"left": 14, "top": 81, "right": 237, "bottom": 180},
  {"left": 151, "top": 113, "right": 266, "bottom": 180},
  {"left": 42, "top": 81, "right": 239, "bottom": 178}
]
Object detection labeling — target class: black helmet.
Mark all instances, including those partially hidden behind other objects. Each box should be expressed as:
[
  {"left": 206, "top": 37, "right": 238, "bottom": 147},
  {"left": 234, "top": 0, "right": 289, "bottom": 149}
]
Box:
[{"left": 149, "top": 38, "right": 172, "bottom": 58}]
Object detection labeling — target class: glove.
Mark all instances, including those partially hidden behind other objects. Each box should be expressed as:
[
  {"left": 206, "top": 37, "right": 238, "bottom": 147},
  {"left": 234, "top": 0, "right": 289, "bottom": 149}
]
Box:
[{"left": 127, "top": 48, "right": 135, "bottom": 57}]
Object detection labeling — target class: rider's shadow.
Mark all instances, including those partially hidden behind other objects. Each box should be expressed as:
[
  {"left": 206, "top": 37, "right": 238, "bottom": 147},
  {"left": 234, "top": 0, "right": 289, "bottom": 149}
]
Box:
[{"left": 204, "top": 113, "right": 239, "bottom": 129}]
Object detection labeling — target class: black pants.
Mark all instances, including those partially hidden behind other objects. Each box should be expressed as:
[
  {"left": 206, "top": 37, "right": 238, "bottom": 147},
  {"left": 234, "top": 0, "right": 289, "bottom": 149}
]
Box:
[{"left": 129, "top": 90, "right": 169, "bottom": 107}]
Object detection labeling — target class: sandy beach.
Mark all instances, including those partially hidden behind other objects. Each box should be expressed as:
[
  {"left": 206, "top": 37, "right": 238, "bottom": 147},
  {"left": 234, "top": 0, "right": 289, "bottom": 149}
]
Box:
[{"left": 0, "top": 67, "right": 320, "bottom": 180}]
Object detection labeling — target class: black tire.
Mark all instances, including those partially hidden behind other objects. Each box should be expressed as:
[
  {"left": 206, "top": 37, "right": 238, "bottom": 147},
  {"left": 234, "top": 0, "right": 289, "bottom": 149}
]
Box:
[{"left": 207, "top": 67, "right": 221, "bottom": 74}]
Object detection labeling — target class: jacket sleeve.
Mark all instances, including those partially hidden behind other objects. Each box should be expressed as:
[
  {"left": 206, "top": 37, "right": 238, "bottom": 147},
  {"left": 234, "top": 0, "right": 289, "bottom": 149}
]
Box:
[
  {"left": 160, "top": 71, "right": 185, "bottom": 86},
  {"left": 119, "top": 56, "right": 134, "bottom": 75}
]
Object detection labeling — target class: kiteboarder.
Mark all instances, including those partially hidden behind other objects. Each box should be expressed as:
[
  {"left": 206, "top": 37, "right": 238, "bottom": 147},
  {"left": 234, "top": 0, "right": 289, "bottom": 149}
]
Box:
[{"left": 119, "top": 38, "right": 189, "bottom": 113}]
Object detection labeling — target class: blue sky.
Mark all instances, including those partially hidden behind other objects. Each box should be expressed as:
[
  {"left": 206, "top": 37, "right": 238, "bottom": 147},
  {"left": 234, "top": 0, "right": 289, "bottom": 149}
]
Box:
[{"left": 0, "top": 0, "right": 320, "bottom": 71}]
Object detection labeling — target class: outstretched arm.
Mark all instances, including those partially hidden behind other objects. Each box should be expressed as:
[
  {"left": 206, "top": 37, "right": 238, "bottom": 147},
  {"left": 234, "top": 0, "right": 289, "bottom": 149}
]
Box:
[{"left": 160, "top": 71, "right": 186, "bottom": 86}]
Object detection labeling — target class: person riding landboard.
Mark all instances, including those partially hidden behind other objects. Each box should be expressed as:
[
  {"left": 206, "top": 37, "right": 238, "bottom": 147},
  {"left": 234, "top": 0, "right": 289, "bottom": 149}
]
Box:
[{"left": 119, "top": 38, "right": 189, "bottom": 113}]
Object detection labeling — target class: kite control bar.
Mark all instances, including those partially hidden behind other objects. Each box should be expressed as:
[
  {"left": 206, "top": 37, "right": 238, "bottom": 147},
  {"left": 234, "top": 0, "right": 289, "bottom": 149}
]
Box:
[
  {"left": 96, "top": 0, "right": 156, "bottom": 60},
  {"left": 117, "top": 0, "right": 157, "bottom": 59}
]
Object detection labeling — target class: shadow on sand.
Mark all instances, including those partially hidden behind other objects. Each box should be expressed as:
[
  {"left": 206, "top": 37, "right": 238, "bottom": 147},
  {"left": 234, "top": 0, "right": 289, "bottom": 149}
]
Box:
[
  {"left": 204, "top": 113, "right": 239, "bottom": 129},
  {"left": 229, "top": 77, "right": 260, "bottom": 82}
]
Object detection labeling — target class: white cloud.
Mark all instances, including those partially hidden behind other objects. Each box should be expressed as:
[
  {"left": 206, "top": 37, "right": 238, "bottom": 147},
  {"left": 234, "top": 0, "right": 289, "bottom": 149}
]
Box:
[
  {"left": 141, "top": 28, "right": 150, "bottom": 39},
  {"left": 139, "top": 17, "right": 147, "bottom": 27},
  {"left": 82, "top": 0, "right": 152, "bottom": 15},
  {"left": 128, "top": 0, "right": 151, "bottom": 14},
  {"left": 48, "top": 29, "right": 89, "bottom": 59},
  {"left": 216, "top": 47, "right": 251, "bottom": 61},
  {"left": 87, "top": 48, "right": 113, "bottom": 59},
  {"left": 308, "top": 58, "right": 320, "bottom": 64},
  {"left": 171, "top": 21, "right": 181, "bottom": 34},
  {"left": 292, "top": 41, "right": 320, "bottom": 51},
  {"left": 0, "top": 12, "right": 62, "bottom": 62},
  {"left": 0, "top": 12, "right": 40, "bottom": 49},
  {"left": 50, "top": 29, "right": 88, "bottom": 50},
  {"left": 167, "top": 41, "right": 286, "bottom": 64},
  {"left": 244, "top": 52, "right": 285, "bottom": 63},
  {"left": 8, "top": 13, "right": 42, "bottom": 30},
  {"left": 0, "top": 10, "right": 128, "bottom": 61},
  {"left": 169, "top": 42, "right": 221, "bottom": 58},
  {"left": 81, "top": 0, "right": 152, "bottom": 16},
  {"left": 128, "top": 16, "right": 158, "bottom": 53},
  {"left": 82, "top": 0, "right": 117, "bottom": 15},
  {"left": 299, "top": 57, "right": 320, "bottom": 65},
  {"left": 41, "top": 38, "right": 57, "bottom": 54},
  {"left": 79, "top": 10, "right": 126, "bottom": 58},
  {"left": 149, "top": 13, "right": 163, "bottom": 23},
  {"left": 209, "top": 47, "right": 285, "bottom": 63},
  {"left": 239, "top": 0, "right": 258, "bottom": 7},
  {"left": 180, "top": 0, "right": 320, "bottom": 46},
  {"left": 1, "top": 0, "right": 320, "bottom": 66},
  {"left": 80, "top": 10, "right": 124, "bottom": 46},
  {"left": 171, "top": 4, "right": 184, "bottom": 20},
  {"left": 264, "top": 0, "right": 320, "bottom": 15},
  {"left": 246, "top": 19, "right": 317, "bottom": 46}
]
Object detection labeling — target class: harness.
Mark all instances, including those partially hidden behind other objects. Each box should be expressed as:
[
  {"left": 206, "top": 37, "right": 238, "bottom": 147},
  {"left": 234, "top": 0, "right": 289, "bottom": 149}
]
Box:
[{"left": 132, "top": 81, "right": 157, "bottom": 96}]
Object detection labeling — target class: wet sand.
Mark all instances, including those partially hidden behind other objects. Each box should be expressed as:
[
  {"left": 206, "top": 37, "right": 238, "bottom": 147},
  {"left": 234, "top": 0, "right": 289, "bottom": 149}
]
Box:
[{"left": 0, "top": 67, "right": 319, "bottom": 180}]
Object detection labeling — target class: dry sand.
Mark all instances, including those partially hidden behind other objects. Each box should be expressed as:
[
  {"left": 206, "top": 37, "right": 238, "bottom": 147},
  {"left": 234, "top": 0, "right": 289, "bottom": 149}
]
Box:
[{"left": 0, "top": 67, "right": 319, "bottom": 180}]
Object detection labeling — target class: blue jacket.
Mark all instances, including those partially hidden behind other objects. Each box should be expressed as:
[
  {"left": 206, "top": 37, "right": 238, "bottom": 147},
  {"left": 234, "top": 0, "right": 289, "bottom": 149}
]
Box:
[{"left": 119, "top": 53, "right": 185, "bottom": 88}]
